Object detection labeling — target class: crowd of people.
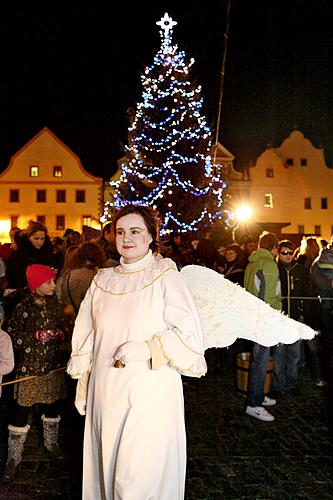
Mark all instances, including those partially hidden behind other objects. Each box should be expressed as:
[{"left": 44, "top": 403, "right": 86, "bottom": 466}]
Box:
[{"left": 0, "top": 213, "right": 331, "bottom": 497}]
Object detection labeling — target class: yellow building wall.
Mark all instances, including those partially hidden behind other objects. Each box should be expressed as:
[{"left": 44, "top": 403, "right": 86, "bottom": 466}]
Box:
[
  {"left": 248, "top": 130, "right": 333, "bottom": 241},
  {"left": 0, "top": 128, "right": 103, "bottom": 240}
]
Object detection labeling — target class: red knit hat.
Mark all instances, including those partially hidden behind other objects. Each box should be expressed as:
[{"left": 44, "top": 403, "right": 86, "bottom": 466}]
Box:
[{"left": 26, "top": 264, "right": 56, "bottom": 292}]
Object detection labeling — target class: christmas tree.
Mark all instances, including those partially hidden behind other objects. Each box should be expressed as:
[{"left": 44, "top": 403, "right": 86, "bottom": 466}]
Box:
[{"left": 104, "top": 13, "right": 226, "bottom": 234}]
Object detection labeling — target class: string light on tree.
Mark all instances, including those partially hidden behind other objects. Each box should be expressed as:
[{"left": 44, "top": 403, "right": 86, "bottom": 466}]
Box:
[{"left": 102, "top": 13, "right": 226, "bottom": 233}]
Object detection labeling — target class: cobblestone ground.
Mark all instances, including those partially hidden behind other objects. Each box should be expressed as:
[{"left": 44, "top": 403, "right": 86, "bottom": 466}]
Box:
[{"left": 0, "top": 347, "right": 332, "bottom": 499}]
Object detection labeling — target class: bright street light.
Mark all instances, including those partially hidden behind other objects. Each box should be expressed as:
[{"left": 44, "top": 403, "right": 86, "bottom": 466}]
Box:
[{"left": 235, "top": 205, "right": 252, "bottom": 222}]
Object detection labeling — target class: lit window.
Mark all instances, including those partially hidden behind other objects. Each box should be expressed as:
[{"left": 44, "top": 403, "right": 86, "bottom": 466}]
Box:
[
  {"left": 264, "top": 193, "right": 273, "bottom": 208},
  {"left": 298, "top": 225, "right": 304, "bottom": 234},
  {"left": 82, "top": 215, "right": 92, "bottom": 226},
  {"left": 56, "top": 215, "right": 65, "bottom": 231},
  {"left": 300, "top": 158, "right": 307, "bottom": 167},
  {"left": 10, "top": 190, "right": 19, "bottom": 202},
  {"left": 30, "top": 165, "right": 39, "bottom": 177},
  {"left": 53, "top": 166, "right": 63, "bottom": 177},
  {"left": 314, "top": 225, "right": 321, "bottom": 235},
  {"left": 321, "top": 198, "right": 328, "bottom": 209},
  {"left": 304, "top": 198, "right": 311, "bottom": 209},
  {"left": 56, "top": 190, "right": 66, "bottom": 203},
  {"left": 76, "top": 190, "right": 85, "bottom": 203},
  {"left": 10, "top": 215, "right": 19, "bottom": 227},
  {"left": 266, "top": 168, "right": 274, "bottom": 178},
  {"left": 37, "top": 190, "right": 46, "bottom": 203},
  {"left": 37, "top": 215, "right": 46, "bottom": 225}
]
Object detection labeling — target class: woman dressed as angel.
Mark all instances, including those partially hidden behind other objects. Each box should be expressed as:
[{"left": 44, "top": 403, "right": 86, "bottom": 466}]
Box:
[{"left": 67, "top": 204, "right": 207, "bottom": 500}]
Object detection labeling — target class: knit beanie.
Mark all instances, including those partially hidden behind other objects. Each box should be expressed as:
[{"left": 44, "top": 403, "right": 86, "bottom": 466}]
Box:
[{"left": 26, "top": 264, "right": 56, "bottom": 292}]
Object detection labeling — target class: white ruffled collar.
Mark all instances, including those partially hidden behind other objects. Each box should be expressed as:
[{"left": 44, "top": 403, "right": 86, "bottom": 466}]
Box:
[
  {"left": 93, "top": 251, "right": 177, "bottom": 295},
  {"left": 119, "top": 249, "right": 154, "bottom": 272}
]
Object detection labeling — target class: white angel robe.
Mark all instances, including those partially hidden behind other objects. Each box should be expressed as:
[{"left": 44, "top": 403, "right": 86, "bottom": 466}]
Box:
[{"left": 67, "top": 251, "right": 207, "bottom": 500}]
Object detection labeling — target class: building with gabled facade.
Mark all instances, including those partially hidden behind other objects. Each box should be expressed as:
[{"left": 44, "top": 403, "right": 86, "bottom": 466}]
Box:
[
  {"left": 213, "top": 142, "right": 250, "bottom": 211},
  {"left": 0, "top": 127, "right": 103, "bottom": 241},
  {"left": 246, "top": 129, "right": 333, "bottom": 242}
]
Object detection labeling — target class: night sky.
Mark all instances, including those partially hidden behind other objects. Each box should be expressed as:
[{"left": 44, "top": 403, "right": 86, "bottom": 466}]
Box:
[{"left": 0, "top": 1, "right": 332, "bottom": 180}]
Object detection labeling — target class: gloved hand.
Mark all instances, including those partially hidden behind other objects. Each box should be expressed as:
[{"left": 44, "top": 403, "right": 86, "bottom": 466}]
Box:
[
  {"left": 74, "top": 371, "right": 90, "bottom": 416},
  {"left": 114, "top": 341, "right": 151, "bottom": 365}
]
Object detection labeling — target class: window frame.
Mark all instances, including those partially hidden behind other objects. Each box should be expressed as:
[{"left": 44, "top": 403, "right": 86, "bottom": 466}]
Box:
[
  {"left": 264, "top": 193, "right": 273, "bottom": 208},
  {"left": 82, "top": 215, "right": 92, "bottom": 226},
  {"left": 56, "top": 190, "right": 66, "bottom": 203},
  {"left": 10, "top": 215, "right": 19, "bottom": 227},
  {"left": 53, "top": 166, "right": 63, "bottom": 178},
  {"left": 30, "top": 165, "right": 39, "bottom": 177},
  {"left": 9, "top": 189, "right": 19, "bottom": 202},
  {"left": 75, "top": 190, "right": 86, "bottom": 203},
  {"left": 37, "top": 215, "right": 46, "bottom": 225},
  {"left": 304, "top": 197, "right": 312, "bottom": 210},
  {"left": 36, "top": 189, "right": 47, "bottom": 203},
  {"left": 56, "top": 215, "right": 65, "bottom": 231}
]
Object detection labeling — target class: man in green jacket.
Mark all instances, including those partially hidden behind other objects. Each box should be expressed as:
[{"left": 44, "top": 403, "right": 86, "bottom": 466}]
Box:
[{"left": 244, "top": 231, "right": 281, "bottom": 421}]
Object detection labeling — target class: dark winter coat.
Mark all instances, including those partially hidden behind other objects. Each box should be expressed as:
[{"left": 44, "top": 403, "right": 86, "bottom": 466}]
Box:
[
  {"left": 223, "top": 258, "right": 245, "bottom": 286},
  {"left": 310, "top": 247, "right": 333, "bottom": 310},
  {"left": 7, "top": 294, "right": 66, "bottom": 378},
  {"left": 6, "top": 234, "right": 55, "bottom": 290},
  {"left": 278, "top": 260, "right": 315, "bottom": 322}
]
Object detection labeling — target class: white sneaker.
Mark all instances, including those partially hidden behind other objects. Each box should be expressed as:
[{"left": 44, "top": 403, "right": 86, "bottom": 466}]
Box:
[
  {"left": 262, "top": 396, "right": 277, "bottom": 407},
  {"left": 246, "top": 406, "right": 275, "bottom": 422}
]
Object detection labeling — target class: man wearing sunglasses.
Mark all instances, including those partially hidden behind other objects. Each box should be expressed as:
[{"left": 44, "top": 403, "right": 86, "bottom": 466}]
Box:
[{"left": 271, "top": 240, "right": 315, "bottom": 396}]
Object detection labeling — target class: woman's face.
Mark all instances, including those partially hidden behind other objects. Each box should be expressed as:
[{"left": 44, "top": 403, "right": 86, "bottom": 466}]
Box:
[
  {"left": 29, "top": 231, "right": 45, "bottom": 249},
  {"left": 225, "top": 249, "right": 237, "bottom": 263},
  {"left": 116, "top": 213, "right": 152, "bottom": 264}
]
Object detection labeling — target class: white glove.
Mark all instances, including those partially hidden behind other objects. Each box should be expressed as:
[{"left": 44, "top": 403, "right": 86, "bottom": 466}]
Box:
[
  {"left": 114, "top": 341, "right": 151, "bottom": 365},
  {"left": 74, "top": 371, "right": 90, "bottom": 416}
]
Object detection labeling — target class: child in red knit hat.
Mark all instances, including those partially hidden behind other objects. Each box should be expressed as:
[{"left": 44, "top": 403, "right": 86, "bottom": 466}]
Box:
[{"left": 3, "top": 264, "right": 67, "bottom": 483}]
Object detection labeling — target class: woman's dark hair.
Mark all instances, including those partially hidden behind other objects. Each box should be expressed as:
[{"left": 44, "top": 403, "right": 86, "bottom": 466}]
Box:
[
  {"left": 25, "top": 220, "right": 48, "bottom": 237},
  {"left": 102, "top": 222, "right": 114, "bottom": 236},
  {"left": 113, "top": 204, "right": 161, "bottom": 253},
  {"left": 76, "top": 242, "right": 106, "bottom": 269},
  {"left": 195, "top": 239, "right": 217, "bottom": 269}
]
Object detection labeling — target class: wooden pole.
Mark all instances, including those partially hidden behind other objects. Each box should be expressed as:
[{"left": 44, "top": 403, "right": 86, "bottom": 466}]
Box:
[
  {"left": 213, "top": 0, "right": 232, "bottom": 164},
  {"left": 0, "top": 366, "right": 66, "bottom": 387}
]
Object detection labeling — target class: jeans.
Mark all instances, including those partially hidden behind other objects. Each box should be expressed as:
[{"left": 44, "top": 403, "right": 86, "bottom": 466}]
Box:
[
  {"left": 247, "top": 343, "right": 270, "bottom": 407},
  {"left": 271, "top": 340, "right": 301, "bottom": 392}
]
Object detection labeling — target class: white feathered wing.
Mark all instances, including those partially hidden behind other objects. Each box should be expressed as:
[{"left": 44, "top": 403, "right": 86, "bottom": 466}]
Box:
[{"left": 180, "top": 265, "right": 317, "bottom": 350}]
